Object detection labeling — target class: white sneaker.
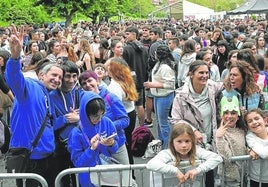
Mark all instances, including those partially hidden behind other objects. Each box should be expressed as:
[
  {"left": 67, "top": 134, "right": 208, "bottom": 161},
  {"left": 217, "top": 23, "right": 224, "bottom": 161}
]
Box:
[{"left": 215, "top": 178, "right": 221, "bottom": 186}]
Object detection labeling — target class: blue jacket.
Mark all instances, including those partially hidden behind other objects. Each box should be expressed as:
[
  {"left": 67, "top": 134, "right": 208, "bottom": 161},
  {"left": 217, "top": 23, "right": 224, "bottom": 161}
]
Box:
[
  {"left": 68, "top": 91, "right": 119, "bottom": 187},
  {"left": 5, "top": 58, "right": 54, "bottom": 159},
  {"left": 50, "top": 87, "right": 83, "bottom": 140},
  {"left": 98, "top": 86, "right": 129, "bottom": 147}
]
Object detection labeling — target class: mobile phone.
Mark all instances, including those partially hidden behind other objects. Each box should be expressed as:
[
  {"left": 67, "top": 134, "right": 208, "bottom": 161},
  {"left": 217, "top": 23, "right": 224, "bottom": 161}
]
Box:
[{"left": 106, "top": 133, "right": 117, "bottom": 140}]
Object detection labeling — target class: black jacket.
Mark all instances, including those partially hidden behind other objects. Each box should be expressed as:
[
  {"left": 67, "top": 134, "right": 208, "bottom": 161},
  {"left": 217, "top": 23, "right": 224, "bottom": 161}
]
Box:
[{"left": 123, "top": 41, "right": 148, "bottom": 90}]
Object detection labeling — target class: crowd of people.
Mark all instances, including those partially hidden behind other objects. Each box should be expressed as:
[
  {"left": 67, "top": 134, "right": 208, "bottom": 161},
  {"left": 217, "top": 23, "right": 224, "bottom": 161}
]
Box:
[{"left": 0, "top": 17, "right": 268, "bottom": 187}]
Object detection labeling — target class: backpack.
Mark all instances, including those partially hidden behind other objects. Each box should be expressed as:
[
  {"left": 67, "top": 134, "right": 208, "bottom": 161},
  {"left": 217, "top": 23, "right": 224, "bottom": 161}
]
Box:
[
  {"left": 0, "top": 119, "right": 10, "bottom": 154},
  {"left": 131, "top": 125, "right": 154, "bottom": 157}
]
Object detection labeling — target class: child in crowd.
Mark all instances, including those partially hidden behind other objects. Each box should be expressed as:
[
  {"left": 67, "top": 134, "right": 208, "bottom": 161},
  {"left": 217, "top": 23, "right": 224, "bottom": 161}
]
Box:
[
  {"left": 216, "top": 96, "right": 247, "bottom": 187},
  {"left": 245, "top": 109, "right": 268, "bottom": 187},
  {"left": 147, "top": 123, "right": 222, "bottom": 187},
  {"left": 68, "top": 92, "right": 118, "bottom": 187}
]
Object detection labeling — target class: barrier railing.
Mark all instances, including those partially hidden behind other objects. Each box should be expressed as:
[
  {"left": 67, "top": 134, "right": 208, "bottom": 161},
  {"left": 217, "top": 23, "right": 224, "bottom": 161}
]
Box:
[
  {"left": 150, "top": 160, "right": 206, "bottom": 187},
  {"left": 0, "top": 173, "right": 48, "bottom": 187},
  {"left": 229, "top": 155, "right": 251, "bottom": 187},
  {"left": 220, "top": 155, "right": 266, "bottom": 187},
  {"left": 55, "top": 161, "right": 206, "bottom": 187},
  {"left": 55, "top": 164, "right": 147, "bottom": 187},
  {"left": 2, "top": 155, "right": 266, "bottom": 187}
]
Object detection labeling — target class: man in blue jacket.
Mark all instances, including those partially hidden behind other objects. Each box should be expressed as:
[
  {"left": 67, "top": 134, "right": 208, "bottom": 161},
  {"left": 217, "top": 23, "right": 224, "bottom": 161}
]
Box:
[{"left": 5, "top": 33, "right": 63, "bottom": 187}]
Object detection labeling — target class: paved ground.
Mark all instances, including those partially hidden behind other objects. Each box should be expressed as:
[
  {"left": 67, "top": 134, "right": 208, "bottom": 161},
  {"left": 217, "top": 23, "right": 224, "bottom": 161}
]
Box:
[{"left": 0, "top": 154, "right": 16, "bottom": 186}]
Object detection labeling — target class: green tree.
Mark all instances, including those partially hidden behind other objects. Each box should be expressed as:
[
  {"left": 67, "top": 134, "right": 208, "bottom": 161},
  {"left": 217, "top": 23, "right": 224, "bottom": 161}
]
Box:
[
  {"left": 83, "top": 0, "right": 118, "bottom": 23},
  {"left": 35, "top": 0, "right": 124, "bottom": 25},
  {"left": 0, "top": 0, "right": 49, "bottom": 26},
  {"left": 188, "top": 0, "right": 246, "bottom": 11}
]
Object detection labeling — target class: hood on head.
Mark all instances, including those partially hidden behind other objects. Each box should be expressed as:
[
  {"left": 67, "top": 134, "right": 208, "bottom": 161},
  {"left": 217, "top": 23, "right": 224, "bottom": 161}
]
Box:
[{"left": 80, "top": 91, "right": 102, "bottom": 127}]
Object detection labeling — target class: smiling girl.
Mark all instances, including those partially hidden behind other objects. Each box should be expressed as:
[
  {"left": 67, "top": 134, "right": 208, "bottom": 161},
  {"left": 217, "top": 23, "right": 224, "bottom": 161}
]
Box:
[
  {"left": 147, "top": 123, "right": 222, "bottom": 186},
  {"left": 245, "top": 109, "right": 268, "bottom": 187},
  {"left": 216, "top": 96, "right": 247, "bottom": 187}
]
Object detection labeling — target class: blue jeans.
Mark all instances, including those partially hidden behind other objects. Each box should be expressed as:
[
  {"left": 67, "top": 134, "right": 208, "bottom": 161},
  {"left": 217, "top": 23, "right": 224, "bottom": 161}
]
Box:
[{"left": 154, "top": 92, "right": 174, "bottom": 149}]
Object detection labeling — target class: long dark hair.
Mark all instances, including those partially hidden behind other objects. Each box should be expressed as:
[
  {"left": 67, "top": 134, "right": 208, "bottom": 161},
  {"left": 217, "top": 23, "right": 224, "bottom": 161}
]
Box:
[{"left": 153, "top": 44, "right": 176, "bottom": 75}]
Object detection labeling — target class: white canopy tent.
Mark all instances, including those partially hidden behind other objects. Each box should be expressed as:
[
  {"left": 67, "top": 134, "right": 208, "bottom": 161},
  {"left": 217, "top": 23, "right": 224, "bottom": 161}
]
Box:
[
  {"left": 182, "top": 0, "right": 215, "bottom": 20},
  {"left": 149, "top": 0, "right": 216, "bottom": 20}
]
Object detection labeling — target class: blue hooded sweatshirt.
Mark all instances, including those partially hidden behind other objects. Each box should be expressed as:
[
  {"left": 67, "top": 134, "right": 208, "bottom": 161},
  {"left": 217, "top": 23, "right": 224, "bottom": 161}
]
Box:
[
  {"left": 50, "top": 87, "right": 83, "bottom": 140},
  {"left": 5, "top": 58, "right": 54, "bottom": 159},
  {"left": 98, "top": 86, "right": 129, "bottom": 147},
  {"left": 68, "top": 91, "right": 119, "bottom": 187}
]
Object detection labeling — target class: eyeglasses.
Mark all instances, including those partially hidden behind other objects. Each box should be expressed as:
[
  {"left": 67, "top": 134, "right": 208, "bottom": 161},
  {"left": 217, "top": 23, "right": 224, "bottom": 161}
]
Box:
[{"left": 89, "top": 113, "right": 104, "bottom": 121}]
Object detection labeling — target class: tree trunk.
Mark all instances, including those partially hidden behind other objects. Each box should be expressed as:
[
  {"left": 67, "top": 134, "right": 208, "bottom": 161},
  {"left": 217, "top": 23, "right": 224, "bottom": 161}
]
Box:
[
  {"left": 65, "top": 15, "right": 72, "bottom": 27},
  {"left": 92, "top": 11, "right": 98, "bottom": 24}
]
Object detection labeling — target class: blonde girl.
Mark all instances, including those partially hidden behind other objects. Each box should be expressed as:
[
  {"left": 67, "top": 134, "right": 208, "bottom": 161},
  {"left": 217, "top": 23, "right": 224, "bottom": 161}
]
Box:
[
  {"left": 147, "top": 123, "right": 222, "bottom": 186},
  {"left": 77, "top": 38, "right": 95, "bottom": 72}
]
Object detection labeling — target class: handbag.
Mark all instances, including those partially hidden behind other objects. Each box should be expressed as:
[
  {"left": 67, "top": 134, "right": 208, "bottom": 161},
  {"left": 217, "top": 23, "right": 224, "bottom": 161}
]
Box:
[
  {"left": 91, "top": 154, "right": 131, "bottom": 186},
  {"left": 6, "top": 112, "right": 50, "bottom": 173},
  {"left": 5, "top": 148, "right": 30, "bottom": 173}
]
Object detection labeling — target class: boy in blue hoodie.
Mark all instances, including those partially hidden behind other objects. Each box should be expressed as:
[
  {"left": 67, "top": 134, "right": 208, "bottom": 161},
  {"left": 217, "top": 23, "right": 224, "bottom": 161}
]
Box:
[
  {"left": 68, "top": 91, "right": 119, "bottom": 187},
  {"left": 5, "top": 31, "right": 63, "bottom": 187},
  {"left": 50, "top": 60, "right": 82, "bottom": 187}
]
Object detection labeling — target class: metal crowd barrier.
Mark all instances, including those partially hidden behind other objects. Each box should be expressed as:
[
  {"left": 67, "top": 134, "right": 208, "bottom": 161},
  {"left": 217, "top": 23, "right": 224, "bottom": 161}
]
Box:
[
  {"left": 220, "top": 154, "right": 266, "bottom": 187},
  {"left": 55, "top": 164, "right": 147, "bottom": 187},
  {"left": 55, "top": 160, "right": 206, "bottom": 187},
  {"left": 150, "top": 160, "right": 206, "bottom": 187},
  {"left": 0, "top": 173, "right": 48, "bottom": 187},
  {"left": 54, "top": 155, "right": 267, "bottom": 187}
]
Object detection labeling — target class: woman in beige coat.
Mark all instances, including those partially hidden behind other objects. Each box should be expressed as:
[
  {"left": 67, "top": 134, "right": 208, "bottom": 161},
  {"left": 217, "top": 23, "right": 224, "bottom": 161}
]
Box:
[{"left": 171, "top": 60, "right": 223, "bottom": 187}]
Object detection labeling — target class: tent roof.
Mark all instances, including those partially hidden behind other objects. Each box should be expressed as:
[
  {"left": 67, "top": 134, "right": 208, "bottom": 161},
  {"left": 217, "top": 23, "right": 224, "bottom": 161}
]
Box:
[{"left": 228, "top": 0, "right": 268, "bottom": 15}]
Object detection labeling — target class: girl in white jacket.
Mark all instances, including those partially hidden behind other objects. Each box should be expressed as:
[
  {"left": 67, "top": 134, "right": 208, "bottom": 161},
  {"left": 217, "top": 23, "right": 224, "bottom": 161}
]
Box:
[
  {"left": 147, "top": 123, "right": 223, "bottom": 186},
  {"left": 245, "top": 109, "right": 268, "bottom": 186}
]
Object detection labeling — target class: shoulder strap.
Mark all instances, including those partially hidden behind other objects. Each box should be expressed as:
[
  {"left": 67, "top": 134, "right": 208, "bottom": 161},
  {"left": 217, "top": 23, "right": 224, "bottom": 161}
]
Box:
[
  {"left": 80, "top": 52, "right": 86, "bottom": 61},
  {"left": 30, "top": 111, "right": 50, "bottom": 152},
  {"left": 75, "top": 89, "right": 80, "bottom": 109}
]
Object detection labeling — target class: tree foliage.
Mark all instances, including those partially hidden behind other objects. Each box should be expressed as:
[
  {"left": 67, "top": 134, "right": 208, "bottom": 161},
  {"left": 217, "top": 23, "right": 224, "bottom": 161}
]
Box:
[
  {"left": 189, "top": 0, "right": 246, "bottom": 11},
  {"left": 0, "top": 0, "right": 249, "bottom": 27},
  {"left": 0, "top": 0, "right": 49, "bottom": 26}
]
